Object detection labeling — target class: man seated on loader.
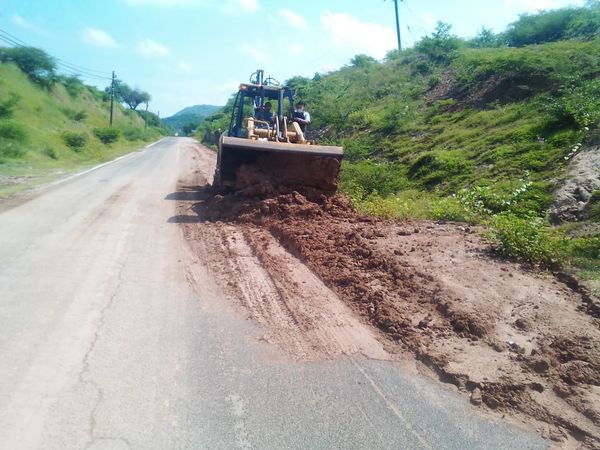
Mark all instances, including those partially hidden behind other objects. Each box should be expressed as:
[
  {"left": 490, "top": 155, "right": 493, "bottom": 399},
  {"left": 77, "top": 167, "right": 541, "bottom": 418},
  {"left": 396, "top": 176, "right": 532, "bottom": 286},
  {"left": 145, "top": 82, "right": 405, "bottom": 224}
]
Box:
[{"left": 254, "top": 102, "right": 274, "bottom": 128}]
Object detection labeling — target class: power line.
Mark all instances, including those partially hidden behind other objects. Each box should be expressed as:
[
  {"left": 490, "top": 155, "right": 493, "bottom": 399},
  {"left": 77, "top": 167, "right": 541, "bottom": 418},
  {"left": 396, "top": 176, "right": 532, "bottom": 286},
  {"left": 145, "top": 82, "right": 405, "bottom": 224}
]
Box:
[
  {"left": 400, "top": 0, "right": 415, "bottom": 15},
  {"left": 0, "top": 28, "right": 112, "bottom": 81}
]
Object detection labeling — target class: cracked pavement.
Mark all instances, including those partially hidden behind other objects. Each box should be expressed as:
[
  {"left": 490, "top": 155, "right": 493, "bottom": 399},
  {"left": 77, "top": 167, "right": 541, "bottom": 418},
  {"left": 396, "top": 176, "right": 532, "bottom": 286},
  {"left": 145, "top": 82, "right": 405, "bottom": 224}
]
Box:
[{"left": 0, "top": 138, "right": 546, "bottom": 449}]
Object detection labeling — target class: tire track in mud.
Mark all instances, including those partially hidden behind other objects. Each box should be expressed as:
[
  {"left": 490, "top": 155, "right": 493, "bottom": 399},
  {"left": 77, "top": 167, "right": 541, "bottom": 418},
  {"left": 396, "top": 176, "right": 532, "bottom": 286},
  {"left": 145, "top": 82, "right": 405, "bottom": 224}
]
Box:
[
  {"left": 175, "top": 145, "right": 388, "bottom": 361},
  {"left": 181, "top": 220, "right": 389, "bottom": 361},
  {"left": 215, "top": 225, "right": 311, "bottom": 358}
]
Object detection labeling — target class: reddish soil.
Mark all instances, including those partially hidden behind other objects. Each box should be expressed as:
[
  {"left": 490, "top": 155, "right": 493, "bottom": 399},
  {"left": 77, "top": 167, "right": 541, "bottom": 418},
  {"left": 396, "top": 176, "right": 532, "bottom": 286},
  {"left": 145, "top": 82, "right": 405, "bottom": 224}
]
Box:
[{"left": 177, "top": 147, "right": 600, "bottom": 449}]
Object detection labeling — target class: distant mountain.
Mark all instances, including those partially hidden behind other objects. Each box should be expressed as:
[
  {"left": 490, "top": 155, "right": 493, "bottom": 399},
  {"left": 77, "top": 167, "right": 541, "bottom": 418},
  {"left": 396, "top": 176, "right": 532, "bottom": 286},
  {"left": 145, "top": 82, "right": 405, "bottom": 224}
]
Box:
[{"left": 163, "top": 104, "right": 220, "bottom": 134}]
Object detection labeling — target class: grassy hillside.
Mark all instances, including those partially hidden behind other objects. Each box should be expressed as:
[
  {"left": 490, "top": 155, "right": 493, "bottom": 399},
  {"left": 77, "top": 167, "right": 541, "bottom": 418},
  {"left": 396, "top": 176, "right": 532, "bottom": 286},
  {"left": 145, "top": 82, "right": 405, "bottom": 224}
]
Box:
[
  {"left": 200, "top": 4, "right": 600, "bottom": 291},
  {"left": 0, "top": 62, "right": 163, "bottom": 196},
  {"left": 163, "top": 104, "right": 220, "bottom": 134}
]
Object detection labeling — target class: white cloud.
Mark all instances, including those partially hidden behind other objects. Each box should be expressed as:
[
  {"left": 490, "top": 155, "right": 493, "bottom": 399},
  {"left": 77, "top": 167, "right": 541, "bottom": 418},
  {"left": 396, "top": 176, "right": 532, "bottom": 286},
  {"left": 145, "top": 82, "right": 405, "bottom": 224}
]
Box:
[
  {"left": 11, "top": 15, "right": 50, "bottom": 36},
  {"left": 420, "top": 12, "right": 438, "bottom": 28},
  {"left": 178, "top": 61, "right": 192, "bottom": 73},
  {"left": 82, "top": 27, "right": 118, "bottom": 48},
  {"left": 290, "top": 44, "right": 304, "bottom": 55},
  {"left": 138, "top": 39, "right": 170, "bottom": 57},
  {"left": 321, "top": 11, "right": 396, "bottom": 60},
  {"left": 222, "top": 0, "right": 260, "bottom": 15},
  {"left": 504, "top": 0, "right": 584, "bottom": 11},
  {"left": 240, "top": 43, "right": 271, "bottom": 63},
  {"left": 238, "top": 0, "right": 259, "bottom": 12},
  {"left": 124, "top": 0, "right": 207, "bottom": 5},
  {"left": 279, "top": 9, "right": 307, "bottom": 29}
]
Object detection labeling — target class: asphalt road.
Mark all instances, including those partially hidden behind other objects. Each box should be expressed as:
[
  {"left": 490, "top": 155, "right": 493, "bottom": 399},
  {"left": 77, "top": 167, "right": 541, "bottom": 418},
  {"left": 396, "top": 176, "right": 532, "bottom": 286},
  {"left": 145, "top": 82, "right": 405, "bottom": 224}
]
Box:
[{"left": 0, "top": 137, "right": 545, "bottom": 449}]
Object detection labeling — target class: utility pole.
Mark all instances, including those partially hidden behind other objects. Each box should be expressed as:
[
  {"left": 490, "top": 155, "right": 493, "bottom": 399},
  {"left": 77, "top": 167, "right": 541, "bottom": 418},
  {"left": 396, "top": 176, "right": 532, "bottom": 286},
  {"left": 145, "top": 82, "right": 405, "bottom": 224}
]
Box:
[
  {"left": 394, "top": 0, "right": 402, "bottom": 50},
  {"left": 144, "top": 102, "right": 149, "bottom": 130},
  {"left": 109, "top": 70, "right": 116, "bottom": 127}
]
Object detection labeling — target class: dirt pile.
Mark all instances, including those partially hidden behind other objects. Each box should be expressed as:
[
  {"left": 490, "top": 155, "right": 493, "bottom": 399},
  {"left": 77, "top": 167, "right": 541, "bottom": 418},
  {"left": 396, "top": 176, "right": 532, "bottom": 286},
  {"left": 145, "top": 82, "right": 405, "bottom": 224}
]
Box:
[{"left": 184, "top": 185, "right": 600, "bottom": 448}]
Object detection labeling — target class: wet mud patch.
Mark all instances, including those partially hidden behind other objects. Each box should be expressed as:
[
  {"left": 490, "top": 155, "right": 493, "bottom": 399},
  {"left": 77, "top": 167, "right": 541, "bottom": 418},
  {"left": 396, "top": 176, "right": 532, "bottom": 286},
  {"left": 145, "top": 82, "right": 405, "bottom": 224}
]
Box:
[{"left": 177, "top": 183, "right": 600, "bottom": 448}]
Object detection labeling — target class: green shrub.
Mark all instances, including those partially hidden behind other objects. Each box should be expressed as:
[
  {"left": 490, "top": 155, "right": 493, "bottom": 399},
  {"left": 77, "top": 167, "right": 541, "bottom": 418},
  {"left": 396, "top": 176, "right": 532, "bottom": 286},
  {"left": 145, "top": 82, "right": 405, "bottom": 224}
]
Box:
[
  {"left": 505, "top": 5, "right": 600, "bottom": 47},
  {"left": 61, "top": 108, "right": 87, "bottom": 122},
  {"left": 546, "top": 79, "right": 600, "bottom": 129},
  {"left": 415, "top": 22, "right": 463, "bottom": 64},
  {"left": 61, "top": 76, "right": 85, "bottom": 98},
  {"left": 0, "top": 93, "right": 19, "bottom": 119},
  {"left": 0, "top": 121, "right": 27, "bottom": 142},
  {"left": 408, "top": 151, "right": 470, "bottom": 188},
  {"left": 487, "top": 212, "right": 567, "bottom": 266},
  {"left": 0, "top": 139, "right": 26, "bottom": 158},
  {"left": 93, "top": 127, "right": 120, "bottom": 144},
  {"left": 341, "top": 160, "right": 408, "bottom": 199},
  {"left": 42, "top": 145, "right": 59, "bottom": 159},
  {"left": 121, "top": 126, "right": 145, "bottom": 141},
  {"left": 429, "top": 197, "right": 476, "bottom": 222},
  {"left": 567, "top": 236, "right": 600, "bottom": 261},
  {"left": 62, "top": 132, "right": 87, "bottom": 150},
  {"left": 354, "top": 194, "right": 401, "bottom": 219}
]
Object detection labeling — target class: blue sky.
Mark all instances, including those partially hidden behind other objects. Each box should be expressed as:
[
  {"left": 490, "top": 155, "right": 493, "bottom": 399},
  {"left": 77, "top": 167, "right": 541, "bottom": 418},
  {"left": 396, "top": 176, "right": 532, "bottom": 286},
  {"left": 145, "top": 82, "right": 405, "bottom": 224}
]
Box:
[{"left": 0, "top": 0, "right": 585, "bottom": 116}]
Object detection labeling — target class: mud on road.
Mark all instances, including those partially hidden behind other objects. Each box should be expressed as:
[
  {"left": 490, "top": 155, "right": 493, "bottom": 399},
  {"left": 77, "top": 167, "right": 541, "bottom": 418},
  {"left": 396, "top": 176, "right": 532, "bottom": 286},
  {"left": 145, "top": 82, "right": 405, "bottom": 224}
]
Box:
[{"left": 175, "top": 146, "right": 600, "bottom": 449}]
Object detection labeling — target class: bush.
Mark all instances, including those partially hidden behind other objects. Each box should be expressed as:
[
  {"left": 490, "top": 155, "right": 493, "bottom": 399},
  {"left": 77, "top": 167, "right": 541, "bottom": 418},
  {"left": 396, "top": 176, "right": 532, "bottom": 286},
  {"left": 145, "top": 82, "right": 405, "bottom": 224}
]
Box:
[
  {"left": 567, "top": 236, "right": 600, "bottom": 261},
  {"left": 487, "top": 212, "right": 567, "bottom": 266},
  {"left": 353, "top": 194, "right": 402, "bottom": 219},
  {"left": 62, "top": 132, "right": 87, "bottom": 150},
  {"left": 42, "top": 145, "right": 59, "bottom": 159},
  {"left": 121, "top": 126, "right": 145, "bottom": 141},
  {"left": 546, "top": 79, "right": 600, "bottom": 129},
  {"left": 0, "top": 93, "right": 19, "bottom": 119},
  {"left": 93, "top": 127, "right": 120, "bottom": 144},
  {"left": 0, "top": 121, "right": 27, "bottom": 142},
  {"left": 506, "top": 5, "right": 600, "bottom": 47},
  {"left": 341, "top": 160, "right": 408, "bottom": 199},
  {"left": 408, "top": 151, "right": 470, "bottom": 188},
  {"left": 415, "top": 22, "right": 463, "bottom": 64},
  {"left": 429, "top": 197, "right": 476, "bottom": 222},
  {"left": 137, "top": 110, "right": 160, "bottom": 127},
  {"left": 60, "top": 76, "right": 85, "bottom": 98},
  {"left": 0, "top": 140, "right": 26, "bottom": 158},
  {"left": 61, "top": 108, "right": 87, "bottom": 122}
]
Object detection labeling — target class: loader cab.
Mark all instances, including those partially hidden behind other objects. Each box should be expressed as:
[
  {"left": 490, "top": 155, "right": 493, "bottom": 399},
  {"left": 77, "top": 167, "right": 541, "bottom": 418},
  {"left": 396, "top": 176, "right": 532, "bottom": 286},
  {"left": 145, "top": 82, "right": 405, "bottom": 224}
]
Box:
[{"left": 228, "top": 83, "right": 294, "bottom": 138}]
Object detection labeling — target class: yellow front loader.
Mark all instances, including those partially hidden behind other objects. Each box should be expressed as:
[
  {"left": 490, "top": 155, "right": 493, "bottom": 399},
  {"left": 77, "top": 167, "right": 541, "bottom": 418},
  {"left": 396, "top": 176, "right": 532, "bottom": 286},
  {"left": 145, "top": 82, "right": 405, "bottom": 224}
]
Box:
[{"left": 214, "top": 70, "right": 344, "bottom": 193}]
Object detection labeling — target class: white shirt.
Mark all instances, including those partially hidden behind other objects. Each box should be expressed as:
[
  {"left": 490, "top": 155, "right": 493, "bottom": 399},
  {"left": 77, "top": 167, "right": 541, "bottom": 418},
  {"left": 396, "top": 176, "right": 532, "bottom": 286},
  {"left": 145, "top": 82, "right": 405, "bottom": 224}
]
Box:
[{"left": 295, "top": 110, "right": 311, "bottom": 123}]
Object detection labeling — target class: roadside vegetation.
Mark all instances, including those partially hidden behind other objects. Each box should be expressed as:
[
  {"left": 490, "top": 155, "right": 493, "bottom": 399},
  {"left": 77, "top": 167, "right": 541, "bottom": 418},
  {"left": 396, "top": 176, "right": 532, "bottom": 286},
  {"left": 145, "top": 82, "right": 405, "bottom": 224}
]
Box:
[
  {"left": 0, "top": 46, "right": 168, "bottom": 197},
  {"left": 200, "top": 3, "right": 600, "bottom": 293}
]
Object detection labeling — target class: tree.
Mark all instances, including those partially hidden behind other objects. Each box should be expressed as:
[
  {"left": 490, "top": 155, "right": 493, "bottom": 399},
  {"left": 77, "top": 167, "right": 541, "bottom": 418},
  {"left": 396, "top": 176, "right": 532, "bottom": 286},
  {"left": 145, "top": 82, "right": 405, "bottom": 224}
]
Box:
[
  {"left": 471, "top": 27, "right": 500, "bottom": 48},
  {"left": 415, "top": 22, "right": 463, "bottom": 64},
  {"left": 350, "top": 54, "right": 378, "bottom": 68},
  {"left": 138, "top": 109, "right": 161, "bottom": 127},
  {"left": 505, "top": 4, "right": 600, "bottom": 46},
  {"left": 0, "top": 46, "right": 56, "bottom": 87},
  {"left": 182, "top": 122, "right": 197, "bottom": 136},
  {"left": 116, "top": 83, "right": 151, "bottom": 110}
]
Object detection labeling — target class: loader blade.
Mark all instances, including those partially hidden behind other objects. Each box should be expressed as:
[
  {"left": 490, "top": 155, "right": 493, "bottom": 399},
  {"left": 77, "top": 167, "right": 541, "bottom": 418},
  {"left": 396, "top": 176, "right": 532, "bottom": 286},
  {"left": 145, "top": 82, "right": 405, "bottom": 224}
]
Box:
[{"left": 215, "top": 136, "right": 344, "bottom": 193}]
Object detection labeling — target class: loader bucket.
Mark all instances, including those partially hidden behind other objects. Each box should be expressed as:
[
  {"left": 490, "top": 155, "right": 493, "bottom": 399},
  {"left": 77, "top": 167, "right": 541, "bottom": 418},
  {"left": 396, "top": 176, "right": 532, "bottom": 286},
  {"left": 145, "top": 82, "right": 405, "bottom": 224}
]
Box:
[{"left": 214, "top": 136, "right": 344, "bottom": 193}]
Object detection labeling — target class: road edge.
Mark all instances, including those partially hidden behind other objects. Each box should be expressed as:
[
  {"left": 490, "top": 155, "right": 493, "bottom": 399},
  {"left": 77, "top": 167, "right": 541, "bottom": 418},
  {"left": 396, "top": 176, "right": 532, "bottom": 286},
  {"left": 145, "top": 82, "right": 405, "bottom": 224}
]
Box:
[{"left": 0, "top": 138, "right": 166, "bottom": 213}]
